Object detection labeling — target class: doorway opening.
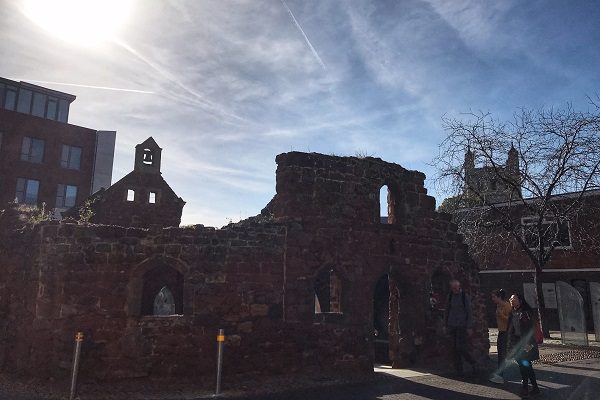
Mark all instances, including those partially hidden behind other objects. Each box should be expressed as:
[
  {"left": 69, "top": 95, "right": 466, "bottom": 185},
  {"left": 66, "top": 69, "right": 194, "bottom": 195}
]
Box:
[{"left": 373, "top": 274, "right": 391, "bottom": 365}]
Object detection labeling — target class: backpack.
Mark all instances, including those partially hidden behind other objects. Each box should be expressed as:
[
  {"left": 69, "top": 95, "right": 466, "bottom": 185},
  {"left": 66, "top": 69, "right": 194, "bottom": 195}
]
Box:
[{"left": 445, "top": 291, "right": 467, "bottom": 325}]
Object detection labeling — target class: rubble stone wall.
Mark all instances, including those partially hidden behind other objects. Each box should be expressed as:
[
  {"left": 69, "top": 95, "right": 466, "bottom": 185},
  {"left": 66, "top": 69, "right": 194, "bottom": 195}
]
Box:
[{"left": 0, "top": 152, "right": 488, "bottom": 382}]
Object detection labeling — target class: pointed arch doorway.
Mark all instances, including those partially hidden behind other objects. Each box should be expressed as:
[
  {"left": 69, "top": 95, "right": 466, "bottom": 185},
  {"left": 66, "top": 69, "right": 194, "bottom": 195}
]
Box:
[{"left": 373, "top": 274, "right": 391, "bottom": 364}]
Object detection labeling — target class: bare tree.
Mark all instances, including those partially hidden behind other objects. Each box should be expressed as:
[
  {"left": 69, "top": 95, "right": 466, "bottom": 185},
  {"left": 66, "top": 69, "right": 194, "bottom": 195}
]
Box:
[{"left": 434, "top": 103, "right": 600, "bottom": 335}]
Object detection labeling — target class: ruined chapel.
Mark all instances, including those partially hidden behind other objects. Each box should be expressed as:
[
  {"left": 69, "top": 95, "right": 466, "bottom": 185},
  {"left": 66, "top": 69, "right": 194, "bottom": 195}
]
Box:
[{"left": 0, "top": 141, "right": 489, "bottom": 381}]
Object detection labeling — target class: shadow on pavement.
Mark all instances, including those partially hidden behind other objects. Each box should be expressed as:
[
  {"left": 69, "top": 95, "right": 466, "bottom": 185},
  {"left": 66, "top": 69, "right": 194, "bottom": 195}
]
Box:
[{"left": 243, "top": 361, "right": 600, "bottom": 400}]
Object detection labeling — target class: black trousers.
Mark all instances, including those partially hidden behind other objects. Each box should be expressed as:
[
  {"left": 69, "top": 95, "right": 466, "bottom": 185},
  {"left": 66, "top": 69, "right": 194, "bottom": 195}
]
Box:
[
  {"left": 449, "top": 326, "right": 475, "bottom": 372},
  {"left": 497, "top": 331, "right": 507, "bottom": 375},
  {"left": 517, "top": 358, "right": 537, "bottom": 387}
]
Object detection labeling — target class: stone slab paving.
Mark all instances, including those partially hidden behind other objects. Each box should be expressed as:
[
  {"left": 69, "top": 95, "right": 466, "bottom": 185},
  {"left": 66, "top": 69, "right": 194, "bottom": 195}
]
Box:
[{"left": 1, "top": 332, "right": 599, "bottom": 400}]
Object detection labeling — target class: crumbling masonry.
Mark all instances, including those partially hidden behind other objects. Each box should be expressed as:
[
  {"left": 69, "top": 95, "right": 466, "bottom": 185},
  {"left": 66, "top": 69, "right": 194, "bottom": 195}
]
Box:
[{"left": 0, "top": 151, "right": 488, "bottom": 382}]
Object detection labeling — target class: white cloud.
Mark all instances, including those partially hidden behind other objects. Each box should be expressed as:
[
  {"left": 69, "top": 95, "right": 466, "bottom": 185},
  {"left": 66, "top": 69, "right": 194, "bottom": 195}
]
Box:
[{"left": 2, "top": 0, "right": 598, "bottom": 224}]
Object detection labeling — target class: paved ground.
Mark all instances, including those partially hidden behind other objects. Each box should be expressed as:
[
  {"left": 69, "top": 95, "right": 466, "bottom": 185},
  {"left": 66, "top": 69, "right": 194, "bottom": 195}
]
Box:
[
  {"left": 1, "top": 332, "right": 599, "bottom": 399},
  {"left": 239, "top": 355, "right": 600, "bottom": 400}
]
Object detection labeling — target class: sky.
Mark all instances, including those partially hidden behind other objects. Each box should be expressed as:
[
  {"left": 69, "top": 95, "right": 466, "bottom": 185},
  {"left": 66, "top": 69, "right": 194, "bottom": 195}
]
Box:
[{"left": 1, "top": 0, "right": 599, "bottom": 227}]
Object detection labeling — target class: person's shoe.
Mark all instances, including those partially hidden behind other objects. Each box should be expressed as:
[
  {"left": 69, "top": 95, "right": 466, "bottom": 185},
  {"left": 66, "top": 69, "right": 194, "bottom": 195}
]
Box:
[{"left": 489, "top": 374, "right": 504, "bottom": 384}]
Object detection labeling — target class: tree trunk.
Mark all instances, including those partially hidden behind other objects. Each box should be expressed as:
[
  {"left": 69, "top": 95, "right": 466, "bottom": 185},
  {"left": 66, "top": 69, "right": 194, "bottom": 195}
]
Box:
[{"left": 533, "top": 267, "right": 550, "bottom": 338}]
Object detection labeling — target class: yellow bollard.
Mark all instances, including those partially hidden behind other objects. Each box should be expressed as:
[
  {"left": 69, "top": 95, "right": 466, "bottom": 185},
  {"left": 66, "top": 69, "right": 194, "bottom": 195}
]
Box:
[{"left": 215, "top": 329, "right": 225, "bottom": 396}]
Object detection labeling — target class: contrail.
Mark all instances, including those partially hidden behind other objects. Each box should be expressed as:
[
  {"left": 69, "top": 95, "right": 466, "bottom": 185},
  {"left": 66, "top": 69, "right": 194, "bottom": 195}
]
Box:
[
  {"left": 112, "top": 38, "right": 248, "bottom": 123},
  {"left": 280, "top": 0, "right": 326, "bottom": 71},
  {"left": 8, "top": 79, "right": 154, "bottom": 94}
]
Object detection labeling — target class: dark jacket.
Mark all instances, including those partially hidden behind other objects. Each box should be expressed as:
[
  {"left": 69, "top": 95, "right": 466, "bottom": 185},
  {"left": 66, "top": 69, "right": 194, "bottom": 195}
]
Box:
[
  {"left": 445, "top": 291, "right": 472, "bottom": 328},
  {"left": 507, "top": 307, "right": 539, "bottom": 361}
]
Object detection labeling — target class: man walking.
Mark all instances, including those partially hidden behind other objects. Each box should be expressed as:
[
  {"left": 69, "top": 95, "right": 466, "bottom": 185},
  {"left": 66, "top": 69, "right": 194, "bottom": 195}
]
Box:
[{"left": 445, "top": 279, "right": 477, "bottom": 376}]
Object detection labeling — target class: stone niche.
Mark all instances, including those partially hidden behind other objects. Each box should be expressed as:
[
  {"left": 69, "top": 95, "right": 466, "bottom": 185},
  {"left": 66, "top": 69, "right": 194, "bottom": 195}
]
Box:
[{"left": 0, "top": 152, "right": 488, "bottom": 382}]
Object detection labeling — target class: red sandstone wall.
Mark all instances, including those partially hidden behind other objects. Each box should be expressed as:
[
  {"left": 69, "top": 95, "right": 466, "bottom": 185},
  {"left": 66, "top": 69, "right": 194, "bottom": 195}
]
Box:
[
  {"left": 86, "top": 172, "right": 185, "bottom": 228},
  {"left": 0, "top": 152, "right": 488, "bottom": 382}
]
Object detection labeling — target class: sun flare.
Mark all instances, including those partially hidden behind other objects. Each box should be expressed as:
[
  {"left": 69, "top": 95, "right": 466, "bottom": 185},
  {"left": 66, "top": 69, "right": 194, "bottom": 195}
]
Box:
[{"left": 24, "top": 0, "right": 132, "bottom": 46}]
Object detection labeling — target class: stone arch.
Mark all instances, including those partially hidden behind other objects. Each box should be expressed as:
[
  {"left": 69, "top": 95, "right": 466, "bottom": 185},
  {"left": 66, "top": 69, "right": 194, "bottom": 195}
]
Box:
[{"left": 127, "top": 256, "right": 188, "bottom": 317}]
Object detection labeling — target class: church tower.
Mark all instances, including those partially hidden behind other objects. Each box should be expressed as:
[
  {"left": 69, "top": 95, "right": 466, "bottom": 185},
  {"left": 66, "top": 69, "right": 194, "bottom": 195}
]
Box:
[
  {"left": 134, "top": 137, "right": 162, "bottom": 174},
  {"left": 506, "top": 144, "right": 519, "bottom": 176}
]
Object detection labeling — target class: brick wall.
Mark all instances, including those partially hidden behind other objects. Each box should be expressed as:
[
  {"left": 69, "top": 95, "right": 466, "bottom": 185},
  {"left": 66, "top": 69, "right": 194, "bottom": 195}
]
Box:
[{"left": 0, "top": 108, "right": 97, "bottom": 207}]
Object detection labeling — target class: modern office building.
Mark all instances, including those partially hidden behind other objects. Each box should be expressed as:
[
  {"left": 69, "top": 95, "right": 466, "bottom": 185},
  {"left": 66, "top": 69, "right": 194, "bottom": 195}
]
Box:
[{"left": 0, "top": 77, "right": 116, "bottom": 217}]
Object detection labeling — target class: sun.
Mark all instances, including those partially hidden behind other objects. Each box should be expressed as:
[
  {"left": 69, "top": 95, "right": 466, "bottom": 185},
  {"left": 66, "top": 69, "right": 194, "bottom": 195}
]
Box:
[{"left": 24, "top": 0, "right": 132, "bottom": 46}]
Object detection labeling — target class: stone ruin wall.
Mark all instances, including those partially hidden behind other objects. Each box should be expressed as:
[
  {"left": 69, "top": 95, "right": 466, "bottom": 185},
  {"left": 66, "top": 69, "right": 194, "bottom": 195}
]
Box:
[{"left": 0, "top": 152, "right": 489, "bottom": 382}]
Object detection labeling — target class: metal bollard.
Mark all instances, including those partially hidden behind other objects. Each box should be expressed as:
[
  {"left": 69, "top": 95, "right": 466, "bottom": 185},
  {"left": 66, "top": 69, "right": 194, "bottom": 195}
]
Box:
[
  {"left": 215, "top": 328, "right": 225, "bottom": 396},
  {"left": 69, "top": 331, "right": 84, "bottom": 400}
]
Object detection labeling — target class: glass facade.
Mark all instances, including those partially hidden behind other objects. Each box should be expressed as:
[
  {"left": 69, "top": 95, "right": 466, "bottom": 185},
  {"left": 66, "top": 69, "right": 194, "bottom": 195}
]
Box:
[
  {"left": 32, "top": 92, "right": 46, "bottom": 117},
  {"left": 5, "top": 87, "right": 17, "bottom": 110},
  {"left": 46, "top": 97, "right": 58, "bottom": 120},
  {"left": 16, "top": 89, "right": 32, "bottom": 113},
  {"left": 57, "top": 99, "right": 69, "bottom": 122},
  {"left": 0, "top": 80, "right": 71, "bottom": 122}
]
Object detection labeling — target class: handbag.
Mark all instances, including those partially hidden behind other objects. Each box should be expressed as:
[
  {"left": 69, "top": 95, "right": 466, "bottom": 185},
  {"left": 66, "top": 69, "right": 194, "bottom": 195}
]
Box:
[{"left": 534, "top": 320, "right": 544, "bottom": 344}]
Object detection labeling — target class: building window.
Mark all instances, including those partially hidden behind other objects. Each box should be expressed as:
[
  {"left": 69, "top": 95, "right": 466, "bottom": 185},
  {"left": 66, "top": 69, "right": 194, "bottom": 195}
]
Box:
[
  {"left": 57, "top": 99, "right": 69, "bottom": 122},
  {"left": 46, "top": 97, "right": 58, "bottom": 120},
  {"left": 16, "top": 178, "right": 40, "bottom": 205},
  {"left": 3, "top": 85, "right": 17, "bottom": 110},
  {"left": 17, "top": 88, "right": 32, "bottom": 113},
  {"left": 315, "top": 267, "right": 343, "bottom": 314},
  {"left": 32, "top": 92, "right": 46, "bottom": 117},
  {"left": 149, "top": 191, "right": 157, "bottom": 204},
  {"left": 56, "top": 184, "right": 78, "bottom": 208},
  {"left": 127, "top": 189, "right": 135, "bottom": 202},
  {"left": 61, "top": 144, "right": 82, "bottom": 170},
  {"left": 20, "top": 137, "right": 45, "bottom": 163},
  {"left": 522, "top": 217, "right": 572, "bottom": 250}
]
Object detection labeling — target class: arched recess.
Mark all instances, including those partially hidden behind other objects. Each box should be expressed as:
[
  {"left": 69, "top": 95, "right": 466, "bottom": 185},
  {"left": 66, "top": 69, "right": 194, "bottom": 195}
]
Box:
[
  {"left": 314, "top": 267, "right": 344, "bottom": 315},
  {"left": 379, "top": 267, "right": 427, "bottom": 368},
  {"left": 373, "top": 274, "right": 390, "bottom": 363},
  {"left": 430, "top": 268, "right": 452, "bottom": 313},
  {"left": 128, "top": 256, "right": 188, "bottom": 317}
]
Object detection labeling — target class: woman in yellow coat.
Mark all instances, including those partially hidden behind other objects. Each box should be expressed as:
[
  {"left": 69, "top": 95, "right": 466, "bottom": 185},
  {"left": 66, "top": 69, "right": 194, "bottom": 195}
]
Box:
[{"left": 489, "top": 289, "right": 512, "bottom": 384}]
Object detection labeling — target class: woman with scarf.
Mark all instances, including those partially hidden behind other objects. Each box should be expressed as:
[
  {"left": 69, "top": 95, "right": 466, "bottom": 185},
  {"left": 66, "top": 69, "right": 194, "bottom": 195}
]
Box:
[{"left": 507, "top": 293, "right": 540, "bottom": 398}]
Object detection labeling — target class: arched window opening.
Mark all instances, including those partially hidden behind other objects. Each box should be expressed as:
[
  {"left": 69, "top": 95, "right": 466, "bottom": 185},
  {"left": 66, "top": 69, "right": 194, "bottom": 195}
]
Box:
[
  {"left": 142, "top": 148, "right": 154, "bottom": 165},
  {"left": 141, "top": 265, "right": 183, "bottom": 316},
  {"left": 314, "top": 268, "right": 343, "bottom": 314},
  {"left": 380, "top": 184, "right": 395, "bottom": 224}
]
